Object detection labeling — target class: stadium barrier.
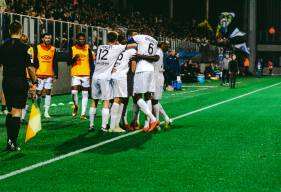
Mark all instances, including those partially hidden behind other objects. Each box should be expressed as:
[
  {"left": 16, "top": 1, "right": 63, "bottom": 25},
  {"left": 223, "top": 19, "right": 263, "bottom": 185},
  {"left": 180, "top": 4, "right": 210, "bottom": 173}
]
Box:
[{"left": 0, "top": 12, "right": 223, "bottom": 94}]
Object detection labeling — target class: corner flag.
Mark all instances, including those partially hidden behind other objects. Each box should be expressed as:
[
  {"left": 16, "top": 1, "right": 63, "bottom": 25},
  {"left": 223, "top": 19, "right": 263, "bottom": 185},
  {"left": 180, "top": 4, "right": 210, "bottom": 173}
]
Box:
[{"left": 25, "top": 103, "right": 41, "bottom": 142}]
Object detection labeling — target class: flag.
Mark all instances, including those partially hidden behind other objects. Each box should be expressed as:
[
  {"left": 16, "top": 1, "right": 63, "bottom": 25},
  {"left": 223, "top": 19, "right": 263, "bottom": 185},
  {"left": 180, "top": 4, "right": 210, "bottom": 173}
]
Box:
[
  {"left": 230, "top": 28, "right": 246, "bottom": 38},
  {"left": 25, "top": 104, "right": 41, "bottom": 142},
  {"left": 234, "top": 43, "right": 250, "bottom": 55}
]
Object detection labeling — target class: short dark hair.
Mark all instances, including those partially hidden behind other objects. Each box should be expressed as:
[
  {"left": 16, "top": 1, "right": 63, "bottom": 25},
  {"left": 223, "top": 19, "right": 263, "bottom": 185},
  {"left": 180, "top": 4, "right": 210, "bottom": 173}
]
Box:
[
  {"left": 9, "top": 21, "right": 22, "bottom": 34},
  {"left": 107, "top": 31, "right": 118, "bottom": 43},
  {"left": 41, "top": 33, "right": 51, "bottom": 39},
  {"left": 127, "top": 29, "right": 138, "bottom": 37},
  {"left": 118, "top": 34, "right": 125, "bottom": 44},
  {"left": 76, "top": 33, "right": 86, "bottom": 39}
]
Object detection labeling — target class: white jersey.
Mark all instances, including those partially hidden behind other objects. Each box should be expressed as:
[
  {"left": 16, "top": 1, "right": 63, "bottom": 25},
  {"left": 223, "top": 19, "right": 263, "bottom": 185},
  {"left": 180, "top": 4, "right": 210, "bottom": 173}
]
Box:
[
  {"left": 111, "top": 48, "right": 137, "bottom": 80},
  {"left": 154, "top": 48, "right": 164, "bottom": 73},
  {"left": 133, "top": 34, "right": 158, "bottom": 73},
  {"left": 92, "top": 44, "right": 126, "bottom": 80}
]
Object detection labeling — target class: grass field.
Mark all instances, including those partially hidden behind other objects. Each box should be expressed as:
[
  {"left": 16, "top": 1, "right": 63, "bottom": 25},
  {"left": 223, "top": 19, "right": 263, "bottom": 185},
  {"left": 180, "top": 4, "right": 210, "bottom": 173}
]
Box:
[{"left": 0, "top": 76, "right": 281, "bottom": 192}]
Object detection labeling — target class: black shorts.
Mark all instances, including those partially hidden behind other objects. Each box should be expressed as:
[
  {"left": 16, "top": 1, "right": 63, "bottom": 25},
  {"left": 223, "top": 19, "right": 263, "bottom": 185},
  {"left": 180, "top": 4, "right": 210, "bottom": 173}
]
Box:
[
  {"left": 2, "top": 77, "right": 28, "bottom": 111},
  {"left": 127, "top": 71, "right": 134, "bottom": 97}
]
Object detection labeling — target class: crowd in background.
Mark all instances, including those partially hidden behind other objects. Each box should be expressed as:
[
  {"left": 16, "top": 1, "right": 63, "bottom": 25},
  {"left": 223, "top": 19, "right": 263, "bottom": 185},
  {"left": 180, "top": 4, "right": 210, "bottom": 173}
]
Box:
[{"left": 0, "top": 0, "right": 277, "bottom": 87}]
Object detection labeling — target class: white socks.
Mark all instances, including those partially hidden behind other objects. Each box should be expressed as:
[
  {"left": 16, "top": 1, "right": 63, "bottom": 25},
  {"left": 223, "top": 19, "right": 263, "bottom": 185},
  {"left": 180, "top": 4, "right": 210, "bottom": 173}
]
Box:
[
  {"left": 81, "top": 91, "right": 88, "bottom": 116},
  {"left": 102, "top": 108, "right": 110, "bottom": 129},
  {"left": 159, "top": 103, "right": 170, "bottom": 122},
  {"left": 89, "top": 107, "right": 96, "bottom": 127},
  {"left": 153, "top": 103, "right": 160, "bottom": 120},
  {"left": 21, "top": 104, "right": 29, "bottom": 120},
  {"left": 137, "top": 99, "right": 156, "bottom": 122},
  {"left": 44, "top": 95, "right": 51, "bottom": 114},
  {"left": 71, "top": 90, "right": 78, "bottom": 106},
  {"left": 110, "top": 103, "right": 119, "bottom": 129},
  {"left": 116, "top": 103, "right": 124, "bottom": 126}
]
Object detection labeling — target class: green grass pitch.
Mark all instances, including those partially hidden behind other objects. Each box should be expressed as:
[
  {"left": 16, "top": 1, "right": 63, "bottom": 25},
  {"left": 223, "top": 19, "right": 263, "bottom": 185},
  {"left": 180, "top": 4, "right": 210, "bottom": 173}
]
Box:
[{"left": 0, "top": 76, "right": 281, "bottom": 192}]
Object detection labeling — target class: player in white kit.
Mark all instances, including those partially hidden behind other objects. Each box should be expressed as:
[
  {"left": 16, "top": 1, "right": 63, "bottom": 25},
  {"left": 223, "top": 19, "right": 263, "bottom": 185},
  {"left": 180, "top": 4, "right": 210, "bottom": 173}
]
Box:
[
  {"left": 152, "top": 42, "right": 172, "bottom": 129},
  {"left": 129, "top": 31, "right": 160, "bottom": 132},
  {"left": 109, "top": 34, "right": 137, "bottom": 133},
  {"left": 89, "top": 31, "right": 136, "bottom": 132}
]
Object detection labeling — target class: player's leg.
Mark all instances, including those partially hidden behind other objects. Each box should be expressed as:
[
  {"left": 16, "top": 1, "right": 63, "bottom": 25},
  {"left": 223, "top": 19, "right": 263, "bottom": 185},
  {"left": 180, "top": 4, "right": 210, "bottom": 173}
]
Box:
[
  {"left": 3, "top": 79, "right": 28, "bottom": 151},
  {"left": 89, "top": 78, "right": 101, "bottom": 131},
  {"left": 110, "top": 79, "right": 127, "bottom": 132},
  {"left": 131, "top": 97, "right": 141, "bottom": 130},
  {"left": 142, "top": 92, "right": 158, "bottom": 132},
  {"left": 71, "top": 76, "right": 81, "bottom": 117},
  {"left": 36, "top": 78, "right": 44, "bottom": 109},
  {"left": 43, "top": 77, "right": 53, "bottom": 118},
  {"left": 80, "top": 77, "right": 90, "bottom": 120},
  {"left": 100, "top": 79, "right": 113, "bottom": 132},
  {"left": 1, "top": 92, "right": 8, "bottom": 115},
  {"left": 89, "top": 99, "right": 98, "bottom": 132}
]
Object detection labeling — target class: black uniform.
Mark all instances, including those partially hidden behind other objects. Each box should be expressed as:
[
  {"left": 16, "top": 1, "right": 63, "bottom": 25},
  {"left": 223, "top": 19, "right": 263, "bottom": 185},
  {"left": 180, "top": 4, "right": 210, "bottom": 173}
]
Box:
[
  {"left": 0, "top": 38, "right": 32, "bottom": 111},
  {"left": 0, "top": 38, "right": 33, "bottom": 150},
  {"left": 229, "top": 60, "right": 239, "bottom": 88}
]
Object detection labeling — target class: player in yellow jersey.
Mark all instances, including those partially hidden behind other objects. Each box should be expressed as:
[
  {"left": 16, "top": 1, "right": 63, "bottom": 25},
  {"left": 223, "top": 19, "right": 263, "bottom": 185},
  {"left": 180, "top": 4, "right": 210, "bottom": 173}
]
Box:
[
  {"left": 19, "top": 34, "right": 35, "bottom": 123},
  {"left": 68, "top": 33, "right": 94, "bottom": 120},
  {"left": 34, "top": 33, "right": 58, "bottom": 118}
]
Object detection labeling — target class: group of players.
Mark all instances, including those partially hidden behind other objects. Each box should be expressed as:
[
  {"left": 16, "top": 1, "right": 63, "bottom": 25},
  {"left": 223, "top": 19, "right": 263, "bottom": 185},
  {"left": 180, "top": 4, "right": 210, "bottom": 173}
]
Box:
[{"left": 4, "top": 29, "right": 173, "bottom": 134}]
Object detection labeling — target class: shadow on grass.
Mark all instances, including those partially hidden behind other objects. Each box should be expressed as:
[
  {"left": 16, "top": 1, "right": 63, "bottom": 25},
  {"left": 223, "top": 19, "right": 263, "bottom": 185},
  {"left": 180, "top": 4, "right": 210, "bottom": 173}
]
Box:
[
  {"left": 54, "top": 123, "right": 186, "bottom": 156},
  {"left": 55, "top": 129, "right": 153, "bottom": 156}
]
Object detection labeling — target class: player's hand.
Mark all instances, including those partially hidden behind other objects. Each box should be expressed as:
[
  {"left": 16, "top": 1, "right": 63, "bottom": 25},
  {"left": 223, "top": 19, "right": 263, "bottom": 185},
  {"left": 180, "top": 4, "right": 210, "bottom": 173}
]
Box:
[
  {"left": 73, "top": 54, "right": 80, "bottom": 62},
  {"left": 112, "top": 68, "right": 117, "bottom": 73},
  {"left": 30, "top": 84, "right": 37, "bottom": 100}
]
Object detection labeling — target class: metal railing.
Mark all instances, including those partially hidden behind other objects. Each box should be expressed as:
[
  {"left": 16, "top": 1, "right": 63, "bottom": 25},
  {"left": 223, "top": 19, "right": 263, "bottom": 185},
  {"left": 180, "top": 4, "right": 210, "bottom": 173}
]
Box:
[
  {"left": 0, "top": 11, "right": 108, "bottom": 51},
  {"left": 0, "top": 11, "right": 187, "bottom": 52}
]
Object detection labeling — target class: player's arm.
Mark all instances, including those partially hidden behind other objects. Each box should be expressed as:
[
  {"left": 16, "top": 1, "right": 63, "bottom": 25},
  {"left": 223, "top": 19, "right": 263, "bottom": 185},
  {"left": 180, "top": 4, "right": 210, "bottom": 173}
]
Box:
[
  {"left": 67, "top": 48, "right": 79, "bottom": 66},
  {"left": 126, "top": 43, "right": 137, "bottom": 50},
  {"left": 26, "top": 50, "right": 37, "bottom": 84},
  {"left": 33, "top": 46, "right": 39, "bottom": 68},
  {"left": 135, "top": 54, "right": 160, "bottom": 62},
  {"left": 130, "top": 60, "right": 137, "bottom": 73},
  {"left": 53, "top": 48, "right": 58, "bottom": 79},
  {"left": 88, "top": 48, "right": 95, "bottom": 77}
]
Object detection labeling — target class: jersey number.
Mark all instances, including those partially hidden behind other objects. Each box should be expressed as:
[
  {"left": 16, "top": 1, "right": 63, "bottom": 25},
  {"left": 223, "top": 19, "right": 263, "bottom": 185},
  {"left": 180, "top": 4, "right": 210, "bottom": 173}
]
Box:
[
  {"left": 98, "top": 49, "right": 109, "bottom": 60},
  {"left": 117, "top": 53, "right": 123, "bottom": 61},
  {"left": 148, "top": 43, "right": 154, "bottom": 55}
]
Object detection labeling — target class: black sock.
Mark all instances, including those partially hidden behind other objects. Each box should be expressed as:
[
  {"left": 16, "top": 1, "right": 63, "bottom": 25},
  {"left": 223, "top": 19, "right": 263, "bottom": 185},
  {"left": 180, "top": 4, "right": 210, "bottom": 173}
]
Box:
[
  {"left": 10, "top": 117, "right": 21, "bottom": 145},
  {"left": 2, "top": 105, "right": 6, "bottom": 112},
  {"left": 5, "top": 114, "right": 12, "bottom": 143}
]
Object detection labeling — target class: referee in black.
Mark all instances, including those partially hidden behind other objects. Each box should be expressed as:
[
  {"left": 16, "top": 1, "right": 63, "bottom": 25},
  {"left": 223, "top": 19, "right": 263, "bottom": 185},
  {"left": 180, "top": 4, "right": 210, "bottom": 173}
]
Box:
[{"left": 0, "top": 21, "right": 37, "bottom": 151}]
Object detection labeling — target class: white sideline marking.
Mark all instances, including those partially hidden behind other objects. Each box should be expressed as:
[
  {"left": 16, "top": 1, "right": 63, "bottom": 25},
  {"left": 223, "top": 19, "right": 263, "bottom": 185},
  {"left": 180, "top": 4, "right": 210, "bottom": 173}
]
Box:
[
  {"left": 0, "top": 82, "right": 280, "bottom": 181},
  {"left": 183, "top": 85, "right": 217, "bottom": 88}
]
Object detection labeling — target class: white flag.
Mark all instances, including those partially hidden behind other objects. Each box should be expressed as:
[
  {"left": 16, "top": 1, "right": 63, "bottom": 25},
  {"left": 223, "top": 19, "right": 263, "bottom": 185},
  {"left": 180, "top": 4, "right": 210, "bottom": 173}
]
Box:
[
  {"left": 234, "top": 43, "right": 250, "bottom": 55},
  {"left": 230, "top": 28, "right": 246, "bottom": 38}
]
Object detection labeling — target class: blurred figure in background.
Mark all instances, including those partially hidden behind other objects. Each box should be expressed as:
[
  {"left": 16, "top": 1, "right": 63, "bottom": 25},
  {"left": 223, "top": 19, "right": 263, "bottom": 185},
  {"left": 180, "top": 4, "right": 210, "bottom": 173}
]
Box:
[
  {"left": 229, "top": 54, "right": 239, "bottom": 88},
  {"left": 243, "top": 57, "right": 250, "bottom": 76},
  {"left": 267, "top": 60, "right": 273, "bottom": 76},
  {"left": 164, "top": 50, "right": 180, "bottom": 88}
]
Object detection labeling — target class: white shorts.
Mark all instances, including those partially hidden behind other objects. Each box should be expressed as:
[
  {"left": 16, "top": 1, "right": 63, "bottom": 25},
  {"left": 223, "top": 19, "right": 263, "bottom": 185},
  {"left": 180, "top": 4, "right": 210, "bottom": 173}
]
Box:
[
  {"left": 112, "top": 78, "right": 127, "bottom": 98},
  {"left": 37, "top": 77, "right": 53, "bottom": 91},
  {"left": 71, "top": 76, "right": 90, "bottom": 88},
  {"left": 91, "top": 79, "right": 113, "bottom": 100},
  {"left": 133, "top": 71, "right": 155, "bottom": 94},
  {"left": 153, "top": 73, "right": 164, "bottom": 100}
]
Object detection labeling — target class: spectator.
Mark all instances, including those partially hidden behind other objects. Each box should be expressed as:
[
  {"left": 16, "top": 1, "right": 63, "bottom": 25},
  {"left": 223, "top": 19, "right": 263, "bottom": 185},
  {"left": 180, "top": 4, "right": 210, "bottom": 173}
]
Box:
[
  {"left": 229, "top": 54, "right": 239, "bottom": 88},
  {"left": 267, "top": 60, "right": 273, "bottom": 76},
  {"left": 165, "top": 50, "right": 180, "bottom": 86},
  {"left": 221, "top": 54, "right": 230, "bottom": 85},
  {"left": 243, "top": 57, "right": 250, "bottom": 76}
]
